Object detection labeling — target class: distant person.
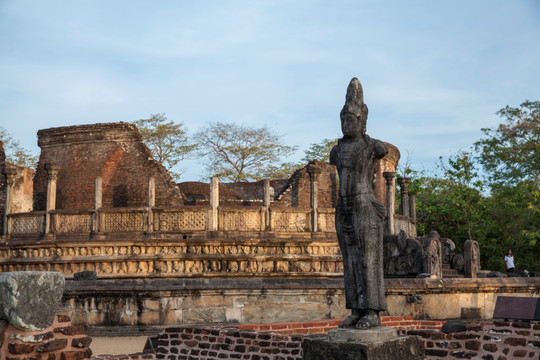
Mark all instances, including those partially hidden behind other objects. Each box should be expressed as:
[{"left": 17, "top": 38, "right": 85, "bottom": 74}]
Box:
[{"left": 504, "top": 249, "right": 515, "bottom": 273}]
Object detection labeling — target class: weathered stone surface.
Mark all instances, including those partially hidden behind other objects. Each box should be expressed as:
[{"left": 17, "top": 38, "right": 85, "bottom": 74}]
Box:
[
  {"left": 442, "top": 320, "right": 467, "bottom": 333},
  {"left": 383, "top": 231, "right": 424, "bottom": 277},
  {"left": 0, "top": 319, "right": 7, "bottom": 348},
  {"left": 73, "top": 271, "right": 97, "bottom": 281},
  {"left": 464, "top": 240, "right": 480, "bottom": 278},
  {"left": 330, "top": 77, "right": 388, "bottom": 328},
  {"left": 327, "top": 327, "right": 397, "bottom": 342},
  {"left": 0, "top": 271, "right": 65, "bottom": 331},
  {"left": 302, "top": 335, "right": 424, "bottom": 360}
]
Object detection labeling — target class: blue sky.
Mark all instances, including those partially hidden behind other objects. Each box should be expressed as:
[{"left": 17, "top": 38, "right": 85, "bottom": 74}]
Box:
[{"left": 1, "top": 0, "right": 539, "bottom": 181}]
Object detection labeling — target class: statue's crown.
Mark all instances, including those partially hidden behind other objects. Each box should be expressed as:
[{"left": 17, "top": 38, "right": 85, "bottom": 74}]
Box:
[{"left": 341, "top": 77, "right": 367, "bottom": 118}]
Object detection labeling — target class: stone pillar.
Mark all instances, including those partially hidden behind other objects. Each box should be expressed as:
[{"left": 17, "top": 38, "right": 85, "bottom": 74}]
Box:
[
  {"left": 409, "top": 195, "right": 416, "bottom": 222},
  {"left": 464, "top": 240, "right": 480, "bottom": 278},
  {"left": 262, "top": 179, "right": 271, "bottom": 231},
  {"left": 3, "top": 167, "right": 17, "bottom": 236},
  {"left": 397, "top": 177, "right": 411, "bottom": 218},
  {"left": 307, "top": 165, "right": 321, "bottom": 232},
  {"left": 45, "top": 163, "right": 60, "bottom": 235},
  {"left": 209, "top": 177, "right": 219, "bottom": 231},
  {"left": 93, "top": 177, "right": 102, "bottom": 233},
  {"left": 147, "top": 176, "right": 155, "bottom": 232},
  {"left": 383, "top": 172, "right": 396, "bottom": 235}
]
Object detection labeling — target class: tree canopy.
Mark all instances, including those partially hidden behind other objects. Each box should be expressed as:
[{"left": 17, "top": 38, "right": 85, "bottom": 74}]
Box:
[
  {"left": 132, "top": 114, "right": 197, "bottom": 181},
  {"left": 0, "top": 126, "right": 38, "bottom": 169},
  {"left": 194, "top": 122, "right": 297, "bottom": 182},
  {"left": 474, "top": 100, "right": 540, "bottom": 186},
  {"left": 301, "top": 138, "right": 338, "bottom": 163},
  {"left": 408, "top": 100, "right": 540, "bottom": 272}
]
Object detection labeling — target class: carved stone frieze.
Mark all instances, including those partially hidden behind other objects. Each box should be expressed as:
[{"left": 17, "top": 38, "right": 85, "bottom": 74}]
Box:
[{"left": 0, "top": 239, "right": 344, "bottom": 278}]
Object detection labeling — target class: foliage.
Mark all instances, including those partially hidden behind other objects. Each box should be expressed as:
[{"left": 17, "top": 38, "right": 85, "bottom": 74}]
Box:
[
  {"left": 133, "top": 114, "right": 197, "bottom": 181},
  {"left": 409, "top": 100, "right": 540, "bottom": 272},
  {"left": 301, "top": 138, "right": 338, "bottom": 163},
  {"left": 411, "top": 152, "right": 488, "bottom": 254},
  {"left": 194, "top": 122, "right": 297, "bottom": 182},
  {"left": 0, "top": 126, "right": 38, "bottom": 169},
  {"left": 474, "top": 100, "right": 540, "bottom": 186}
]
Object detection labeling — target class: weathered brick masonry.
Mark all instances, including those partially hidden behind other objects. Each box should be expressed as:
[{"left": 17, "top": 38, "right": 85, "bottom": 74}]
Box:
[
  {"left": 33, "top": 123, "right": 183, "bottom": 210},
  {"left": 0, "top": 142, "right": 6, "bottom": 234},
  {"left": 0, "top": 315, "right": 92, "bottom": 360},
  {"left": 150, "top": 318, "right": 540, "bottom": 359},
  {"left": 156, "top": 326, "right": 304, "bottom": 360},
  {"left": 405, "top": 320, "right": 540, "bottom": 359},
  {"left": 152, "top": 317, "right": 445, "bottom": 360}
]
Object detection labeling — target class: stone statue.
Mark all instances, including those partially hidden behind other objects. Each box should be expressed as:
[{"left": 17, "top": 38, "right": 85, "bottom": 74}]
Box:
[{"left": 330, "top": 78, "right": 389, "bottom": 329}]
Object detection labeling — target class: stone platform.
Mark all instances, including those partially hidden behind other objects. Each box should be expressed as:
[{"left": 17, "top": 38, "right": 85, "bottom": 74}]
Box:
[{"left": 302, "top": 327, "right": 425, "bottom": 360}]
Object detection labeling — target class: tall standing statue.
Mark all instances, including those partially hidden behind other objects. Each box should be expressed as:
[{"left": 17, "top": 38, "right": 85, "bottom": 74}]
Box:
[{"left": 330, "top": 78, "right": 389, "bottom": 330}]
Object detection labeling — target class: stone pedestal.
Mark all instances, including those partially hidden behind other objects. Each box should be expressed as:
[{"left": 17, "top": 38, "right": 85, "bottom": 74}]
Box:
[{"left": 302, "top": 327, "right": 425, "bottom": 360}]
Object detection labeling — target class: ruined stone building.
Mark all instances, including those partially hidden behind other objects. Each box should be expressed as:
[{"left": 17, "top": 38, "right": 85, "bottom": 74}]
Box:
[
  {"left": 0, "top": 122, "right": 488, "bottom": 328},
  {"left": 0, "top": 122, "right": 413, "bottom": 273}
]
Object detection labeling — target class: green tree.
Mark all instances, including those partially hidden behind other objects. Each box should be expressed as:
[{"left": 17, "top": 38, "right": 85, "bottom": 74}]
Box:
[
  {"left": 474, "top": 100, "right": 540, "bottom": 186},
  {"left": 301, "top": 138, "right": 338, "bottom": 163},
  {"left": 133, "top": 114, "right": 197, "bottom": 181},
  {"left": 474, "top": 100, "right": 540, "bottom": 271},
  {"left": 0, "top": 126, "right": 38, "bottom": 169},
  {"left": 194, "top": 122, "right": 297, "bottom": 182},
  {"left": 413, "top": 151, "right": 487, "bottom": 246}
]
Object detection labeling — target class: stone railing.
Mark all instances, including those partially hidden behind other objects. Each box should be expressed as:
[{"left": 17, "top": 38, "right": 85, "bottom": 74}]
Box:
[
  {"left": 5, "top": 206, "right": 337, "bottom": 237},
  {"left": 3, "top": 173, "right": 417, "bottom": 238}
]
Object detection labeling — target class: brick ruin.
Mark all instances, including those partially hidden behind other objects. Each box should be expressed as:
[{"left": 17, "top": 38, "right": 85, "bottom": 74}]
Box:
[
  {"left": 0, "top": 122, "right": 493, "bottom": 334},
  {"left": 1, "top": 122, "right": 424, "bottom": 281},
  {"left": 33, "top": 122, "right": 183, "bottom": 210}
]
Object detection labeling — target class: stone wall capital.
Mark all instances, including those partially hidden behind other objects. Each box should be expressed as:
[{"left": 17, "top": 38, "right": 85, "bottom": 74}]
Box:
[
  {"left": 4, "top": 166, "right": 18, "bottom": 183},
  {"left": 45, "top": 163, "right": 60, "bottom": 180},
  {"left": 383, "top": 171, "right": 396, "bottom": 183},
  {"left": 397, "top": 177, "right": 411, "bottom": 192}
]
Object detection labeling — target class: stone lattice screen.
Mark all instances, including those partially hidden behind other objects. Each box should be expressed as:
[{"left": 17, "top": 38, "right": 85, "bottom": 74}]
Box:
[{"left": 5, "top": 207, "right": 338, "bottom": 236}]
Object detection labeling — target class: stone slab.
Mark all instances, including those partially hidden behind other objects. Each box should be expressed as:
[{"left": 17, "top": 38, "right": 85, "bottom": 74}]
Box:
[
  {"left": 493, "top": 296, "right": 540, "bottom": 320},
  {"left": 327, "top": 327, "right": 397, "bottom": 343},
  {"left": 0, "top": 271, "right": 65, "bottom": 331},
  {"left": 302, "top": 335, "right": 425, "bottom": 360}
]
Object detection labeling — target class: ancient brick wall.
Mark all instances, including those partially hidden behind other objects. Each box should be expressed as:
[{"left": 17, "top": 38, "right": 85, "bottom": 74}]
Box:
[
  {"left": 6, "top": 164, "right": 34, "bottom": 214},
  {"left": 373, "top": 142, "right": 400, "bottom": 206},
  {"left": 0, "top": 142, "right": 6, "bottom": 234},
  {"left": 0, "top": 315, "right": 92, "bottom": 360},
  {"left": 33, "top": 123, "right": 183, "bottom": 211},
  {"left": 149, "top": 319, "right": 540, "bottom": 360},
  {"left": 273, "top": 160, "right": 337, "bottom": 209},
  {"left": 406, "top": 321, "right": 540, "bottom": 359},
  {"left": 155, "top": 326, "right": 304, "bottom": 360}
]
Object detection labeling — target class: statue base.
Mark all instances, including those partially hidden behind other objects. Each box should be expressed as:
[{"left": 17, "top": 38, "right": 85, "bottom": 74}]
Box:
[{"left": 302, "top": 327, "right": 425, "bottom": 360}]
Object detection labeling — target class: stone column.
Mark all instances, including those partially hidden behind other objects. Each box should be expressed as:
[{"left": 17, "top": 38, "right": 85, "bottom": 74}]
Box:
[
  {"left": 262, "top": 179, "right": 271, "bottom": 231},
  {"left": 409, "top": 195, "right": 416, "bottom": 222},
  {"left": 45, "top": 163, "right": 60, "bottom": 235},
  {"left": 3, "top": 167, "right": 17, "bottom": 235},
  {"left": 209, "top": 177, "right": 219, "bottom": 231},
  {"left": 383, "top": 172, "right": 396, "bottom": 235},
  {"left": 397, "top": 177, "right": 411, "bottom": 218},
  {"left": 93, "top": 177, "right": 102, "bottom": 233},
  {"left": 307, "top": 165, "right": 321, "bottom": 232},
  {"left": 147, "top": 176, "right": 155, "bottom": 232}
]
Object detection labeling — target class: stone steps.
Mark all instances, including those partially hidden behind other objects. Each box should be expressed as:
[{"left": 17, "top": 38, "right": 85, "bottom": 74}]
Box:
[{"left": 442, "top": 264, "right": 465, "bottom": 278}]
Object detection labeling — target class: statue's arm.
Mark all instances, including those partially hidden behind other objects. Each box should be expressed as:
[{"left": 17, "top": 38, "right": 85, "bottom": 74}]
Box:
[
  {"left": 374, "top": 140, "right": 388, "bottom": 159},
  {"left": 329, "top": 145, "right": 338, "bottom": 165}
]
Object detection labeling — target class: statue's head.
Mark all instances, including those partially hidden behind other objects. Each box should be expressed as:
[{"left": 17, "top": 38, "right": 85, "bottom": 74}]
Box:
[{"left": 340, "top": 77, "right": 368, "bottom": 138}]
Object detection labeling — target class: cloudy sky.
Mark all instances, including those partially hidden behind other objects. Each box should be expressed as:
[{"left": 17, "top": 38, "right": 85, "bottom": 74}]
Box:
[{"left": 1, "top": 0, "right": 539, "bottom": 181}]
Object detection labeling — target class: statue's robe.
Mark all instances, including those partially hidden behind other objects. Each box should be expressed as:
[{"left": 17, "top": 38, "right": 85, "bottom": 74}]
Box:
[{"left": 330, "top": 135, "right": 388, "bottom": 311}]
